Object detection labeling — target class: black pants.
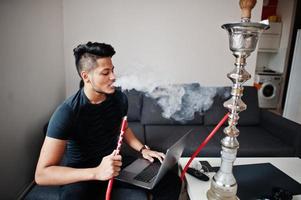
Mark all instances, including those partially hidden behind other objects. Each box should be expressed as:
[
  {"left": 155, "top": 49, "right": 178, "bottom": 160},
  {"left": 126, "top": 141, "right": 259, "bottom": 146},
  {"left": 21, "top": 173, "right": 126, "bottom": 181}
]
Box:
[{"left": 60, "top": 166, "right": 182, "bottom": 200}]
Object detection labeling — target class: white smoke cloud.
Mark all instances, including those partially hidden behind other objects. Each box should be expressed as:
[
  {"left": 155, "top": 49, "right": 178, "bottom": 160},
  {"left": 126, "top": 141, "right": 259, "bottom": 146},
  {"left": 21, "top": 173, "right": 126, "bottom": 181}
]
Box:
[
  {"left": 149, "top": 84, "right": 186, "bottom": 119},
  {"left": 114, "top": 65, "right": 230, "bottom": 122},
  {"left": 149, "top": 84, "right": 230, "bottom": 122},
  {"left": 115, "top": 64, "right": 168, "bottom": 93}
]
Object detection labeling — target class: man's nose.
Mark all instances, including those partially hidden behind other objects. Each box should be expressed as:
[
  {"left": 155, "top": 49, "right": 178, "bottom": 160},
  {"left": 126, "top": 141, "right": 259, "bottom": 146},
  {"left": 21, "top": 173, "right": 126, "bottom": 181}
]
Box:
[{"left": 109, "top": 72, "right": 116, "bottom": 81}]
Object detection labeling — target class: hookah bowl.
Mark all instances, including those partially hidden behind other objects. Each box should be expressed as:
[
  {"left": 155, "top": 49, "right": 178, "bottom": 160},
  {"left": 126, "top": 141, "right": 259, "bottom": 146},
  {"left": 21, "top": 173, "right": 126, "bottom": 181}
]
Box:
[{"left": 206, "top": 12, "right": 269, "bottom": 200}]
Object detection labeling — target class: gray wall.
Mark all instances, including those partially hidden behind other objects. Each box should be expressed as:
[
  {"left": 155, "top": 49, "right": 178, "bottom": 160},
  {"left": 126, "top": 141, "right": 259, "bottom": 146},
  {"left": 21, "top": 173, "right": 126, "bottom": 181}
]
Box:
[{"left": 0, "top": 0, "right": 65, "bottom": 199}]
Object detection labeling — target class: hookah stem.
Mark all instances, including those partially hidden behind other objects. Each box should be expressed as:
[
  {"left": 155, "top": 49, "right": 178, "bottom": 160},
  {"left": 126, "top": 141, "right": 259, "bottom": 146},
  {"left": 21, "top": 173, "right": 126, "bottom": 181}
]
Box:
[
  {"left": 105, "top": 116, "right": 128, "bottom": 200},
  {"left": 180, "top": 113, "right": 229, "bottom": 181}
]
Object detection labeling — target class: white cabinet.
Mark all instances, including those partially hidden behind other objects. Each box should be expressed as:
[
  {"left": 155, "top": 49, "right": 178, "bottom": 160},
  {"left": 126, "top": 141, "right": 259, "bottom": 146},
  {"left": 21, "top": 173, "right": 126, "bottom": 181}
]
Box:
[{"left": 258, "top": 22, "right": 282, "bottom": 52}]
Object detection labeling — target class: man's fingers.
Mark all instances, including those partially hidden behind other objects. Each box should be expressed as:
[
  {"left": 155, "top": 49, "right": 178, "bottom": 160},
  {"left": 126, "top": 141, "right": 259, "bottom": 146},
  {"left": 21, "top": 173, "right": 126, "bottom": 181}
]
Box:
[
  {"left": 113, "top": 166, "right": 121, "bottom": 172},
  {"left": 112, "top": 154, "right": 122, "bottom": 161},
  {"left": 151, "top": 153, "right": 164, "bottom": 163},
  {"left": 149, "top": 151, "right": 165, "bottom": 160},
  {"left": 158, "top": 152, "right": 165, "bottom": 159},
  {"left": 113, "top": 160, "right": 122, "bottom": 167},
  {"left": 113, "top": 171, "right": 120, "bottom": 177},
  {"left": 144, "top": 154, "right": 154, "bottom": 162},
  {"left": 142, "top": 149, "right": 166, "bottom": 163},
  {"left": 156, "top": 156, "right": 163, "bottom": 163}
]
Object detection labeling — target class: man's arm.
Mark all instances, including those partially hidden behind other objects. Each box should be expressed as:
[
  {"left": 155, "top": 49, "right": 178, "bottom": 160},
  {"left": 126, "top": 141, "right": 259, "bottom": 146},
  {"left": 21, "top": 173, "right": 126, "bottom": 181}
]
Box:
[
  {"left": 123, "top": 128, "right": 144, "bottom": 152},
  {"left": 35, "top": 136, "right": 122, "bottom": 185},
  {"left": 124, "top": 128, "right": 165, "bottom": 162}
]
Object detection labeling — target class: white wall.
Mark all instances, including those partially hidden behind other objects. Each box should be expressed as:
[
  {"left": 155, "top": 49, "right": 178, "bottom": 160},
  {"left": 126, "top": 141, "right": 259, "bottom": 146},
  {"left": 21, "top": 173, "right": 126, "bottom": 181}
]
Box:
[
  {"left": 284, "top": 30, "right": 301, "bottom": 124},
  {"left": 63, "top": 0, "right": 263, "bottom": 96},
  {"left": 268, "top": 0, "right": 296, "bottom": 73},
  {"left": 0, "top": 0, "right": 65, "bottom": 198}
]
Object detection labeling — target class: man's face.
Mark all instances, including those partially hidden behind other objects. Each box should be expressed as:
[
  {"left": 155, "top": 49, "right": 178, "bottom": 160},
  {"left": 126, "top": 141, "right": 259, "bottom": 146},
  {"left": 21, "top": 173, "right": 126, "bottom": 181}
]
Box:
[{"left": 87, "top": 57, "right": 116, "bottom": 94}]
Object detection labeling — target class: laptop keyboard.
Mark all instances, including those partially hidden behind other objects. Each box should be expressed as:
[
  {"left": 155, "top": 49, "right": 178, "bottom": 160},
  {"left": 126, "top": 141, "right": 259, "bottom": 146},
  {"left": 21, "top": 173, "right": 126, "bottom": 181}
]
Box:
[{"left": 134, "top": 162, "right": 161, "bottom": 183}]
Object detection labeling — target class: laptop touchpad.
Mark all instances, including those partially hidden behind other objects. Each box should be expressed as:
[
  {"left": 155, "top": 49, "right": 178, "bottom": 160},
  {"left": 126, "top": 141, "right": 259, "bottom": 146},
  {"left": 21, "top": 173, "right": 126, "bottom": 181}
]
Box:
[{"left": 124, "top": 158, "right": 150, "bottom": 173}]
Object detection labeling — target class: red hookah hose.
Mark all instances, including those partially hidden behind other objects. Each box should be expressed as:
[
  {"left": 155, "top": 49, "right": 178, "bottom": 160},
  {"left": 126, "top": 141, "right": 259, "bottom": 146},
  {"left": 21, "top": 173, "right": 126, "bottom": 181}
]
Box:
[
  {"left": 105, "top": 116, "right": 128, "bottom": 200},
  {"left": 180, "top": 113, "right": 229, "bottom": 181}
]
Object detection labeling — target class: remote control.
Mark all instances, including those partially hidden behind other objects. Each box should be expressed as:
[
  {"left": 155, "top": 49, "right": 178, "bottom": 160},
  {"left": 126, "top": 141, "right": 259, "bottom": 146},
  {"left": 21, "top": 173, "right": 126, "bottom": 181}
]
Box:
[{"left": 186, "top": 167, "right": 209, "bottom": 181}]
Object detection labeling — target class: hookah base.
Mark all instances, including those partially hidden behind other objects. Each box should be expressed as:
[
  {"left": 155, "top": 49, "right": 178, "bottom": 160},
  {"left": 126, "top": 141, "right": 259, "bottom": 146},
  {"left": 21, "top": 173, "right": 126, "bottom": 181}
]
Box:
[{"left": 207, "top": 185, "right": 239, "bottom": 200}]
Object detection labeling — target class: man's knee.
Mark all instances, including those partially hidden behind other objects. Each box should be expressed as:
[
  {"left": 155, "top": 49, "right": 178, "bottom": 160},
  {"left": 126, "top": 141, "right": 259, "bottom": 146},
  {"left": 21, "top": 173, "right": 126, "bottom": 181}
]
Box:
[
  {"left": 60, "top": 183, "right": 87, "bottom": 200},
  {"left": 60, "top": 181, "right": 106, "bottom": 200},
  {"left": 112, "top": 188, "right": 148, "bottom": 200}
]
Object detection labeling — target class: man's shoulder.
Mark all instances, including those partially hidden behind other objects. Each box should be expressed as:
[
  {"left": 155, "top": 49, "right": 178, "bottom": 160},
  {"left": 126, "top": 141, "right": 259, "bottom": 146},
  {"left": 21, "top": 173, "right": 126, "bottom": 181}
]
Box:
[
  {"left": 63, "top": 89, "right": 83, "bottom": 111},
  {"left": 52, "top": 101, "right": 74, "bottom": 120}
]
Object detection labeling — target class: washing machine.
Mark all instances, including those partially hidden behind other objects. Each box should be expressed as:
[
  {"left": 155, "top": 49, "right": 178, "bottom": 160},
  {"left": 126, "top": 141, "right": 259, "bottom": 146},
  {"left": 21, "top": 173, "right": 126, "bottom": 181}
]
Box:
[{"left": 254, "top": 72, "right": 282, "bottom": 108}]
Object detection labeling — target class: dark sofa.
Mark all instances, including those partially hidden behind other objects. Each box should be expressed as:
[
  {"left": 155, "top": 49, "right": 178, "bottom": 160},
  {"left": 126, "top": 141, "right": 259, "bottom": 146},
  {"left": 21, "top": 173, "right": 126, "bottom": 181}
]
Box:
[
  {"left": 24, "top": 85, "right": 301, "bottom": 199},
  {"left": 124, "top": 86, "right": 301, "bottom": 158}
]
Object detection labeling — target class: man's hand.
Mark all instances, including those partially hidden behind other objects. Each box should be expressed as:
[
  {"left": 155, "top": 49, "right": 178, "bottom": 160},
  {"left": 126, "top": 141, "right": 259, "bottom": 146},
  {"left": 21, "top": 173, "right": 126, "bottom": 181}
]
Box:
[
  {"left": 141, "top": 149, "right": 165, "bottom": 163},
  {"left": 93, "top": 150, "right": 122, "bottom": 181}
]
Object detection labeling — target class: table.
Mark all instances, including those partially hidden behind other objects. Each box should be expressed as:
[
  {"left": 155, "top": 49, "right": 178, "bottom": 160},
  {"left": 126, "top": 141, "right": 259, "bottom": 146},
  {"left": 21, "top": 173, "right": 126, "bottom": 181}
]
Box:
[{"left": 179, "top": 157, "right": 301, "bottom": 200}]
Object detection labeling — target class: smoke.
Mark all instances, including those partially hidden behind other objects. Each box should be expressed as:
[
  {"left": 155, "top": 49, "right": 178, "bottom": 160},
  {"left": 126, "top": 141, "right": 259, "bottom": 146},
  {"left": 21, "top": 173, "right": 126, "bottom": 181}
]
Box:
[
  {"left": 114, "top": 64, "right": 168, "bottom": 93},
  {"left": 147, "top": 83, "right": 230, "bottom": 122},
  {"left": 114, "top": 65, "right": 230, "bottom": 122}
]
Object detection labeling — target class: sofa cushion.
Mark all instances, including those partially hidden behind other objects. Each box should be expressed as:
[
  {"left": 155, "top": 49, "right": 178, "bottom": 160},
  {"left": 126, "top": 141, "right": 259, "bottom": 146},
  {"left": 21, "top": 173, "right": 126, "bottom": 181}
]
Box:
[
  {"left": 141, "top": 95, "right": 203, "bottom": 125},
  {"left": 204, "top": 86, "right": 260, "bottom": 126},
  {"left": 144, "top": 126, "right": 220, "bottom": 157},
  {"left": 237, "top": 126, "right": 295, "bottom": 156},
  {"left": 124, "top": 89, "right": 143, "bottom": 122},
  {"left": 203, "top": 94, "right": 229, "bottom": 126},
  {"left": 207, "top": 126, "right": 295, "bottom": 157},
  {"left": 239, "top": 87, "right": 261, "bottom": 125},
  {"left": 260, "top": 109, "right": 301, "bottom": 157},
  {"left": 186, "top": 127, "right": 221, "bottom": 156}
]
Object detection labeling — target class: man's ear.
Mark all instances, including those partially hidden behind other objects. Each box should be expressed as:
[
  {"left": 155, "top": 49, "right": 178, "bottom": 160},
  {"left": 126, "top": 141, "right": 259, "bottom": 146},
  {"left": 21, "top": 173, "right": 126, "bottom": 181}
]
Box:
[{"left": 81, "top": 71, "right": 90, "bottom": 83}]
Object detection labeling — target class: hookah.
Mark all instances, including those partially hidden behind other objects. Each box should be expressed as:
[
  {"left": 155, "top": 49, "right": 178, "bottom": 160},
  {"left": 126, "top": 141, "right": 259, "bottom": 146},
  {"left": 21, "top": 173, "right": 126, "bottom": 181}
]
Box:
[{"left": 206, "top": 0, "right": 269, "bottom": 199}]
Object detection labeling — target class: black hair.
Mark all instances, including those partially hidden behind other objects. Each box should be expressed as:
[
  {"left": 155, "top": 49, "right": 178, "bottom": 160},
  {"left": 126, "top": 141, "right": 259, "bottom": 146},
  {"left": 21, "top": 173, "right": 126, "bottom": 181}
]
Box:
[{"left": 73, "top": 42, "right": 115, "bottom": 77}]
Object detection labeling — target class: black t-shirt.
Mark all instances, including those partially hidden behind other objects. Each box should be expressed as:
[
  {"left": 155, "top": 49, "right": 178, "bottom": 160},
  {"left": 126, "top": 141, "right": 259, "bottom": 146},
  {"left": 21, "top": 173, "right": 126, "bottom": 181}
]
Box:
[{"left": 47, "top": 88, "right": 128, "bottom": 168}]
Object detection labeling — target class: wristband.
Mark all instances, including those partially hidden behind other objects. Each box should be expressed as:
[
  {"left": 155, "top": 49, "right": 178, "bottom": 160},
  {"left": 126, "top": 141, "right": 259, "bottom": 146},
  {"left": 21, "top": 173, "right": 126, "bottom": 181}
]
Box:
[{"left": 139, "top": 145, "right": 149, "bottom": 154}]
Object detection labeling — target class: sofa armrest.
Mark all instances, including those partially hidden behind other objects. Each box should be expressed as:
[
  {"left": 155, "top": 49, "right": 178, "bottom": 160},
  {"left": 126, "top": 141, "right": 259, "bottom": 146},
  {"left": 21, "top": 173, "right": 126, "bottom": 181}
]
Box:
[{"left": 260, "top": 109, "right": 301, "bottom": 157}]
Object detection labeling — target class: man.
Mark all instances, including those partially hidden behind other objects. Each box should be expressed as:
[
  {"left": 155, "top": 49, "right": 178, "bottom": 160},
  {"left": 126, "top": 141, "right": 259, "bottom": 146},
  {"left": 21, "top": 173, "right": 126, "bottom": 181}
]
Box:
[{"left": 35, "top": 42, "right": 181, "bottom": 200}]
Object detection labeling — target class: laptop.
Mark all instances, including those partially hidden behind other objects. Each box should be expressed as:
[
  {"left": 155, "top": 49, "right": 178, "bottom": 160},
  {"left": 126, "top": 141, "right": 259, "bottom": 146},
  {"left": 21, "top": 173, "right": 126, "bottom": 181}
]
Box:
[{"left": 115, "top": 129, "right": 193, "bottom": 189}]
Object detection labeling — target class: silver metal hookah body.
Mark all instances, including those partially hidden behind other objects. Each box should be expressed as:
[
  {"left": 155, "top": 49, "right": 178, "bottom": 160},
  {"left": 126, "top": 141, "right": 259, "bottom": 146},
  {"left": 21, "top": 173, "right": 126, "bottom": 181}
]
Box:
[{"left": 207, "top": 1, "right": 269, "bottom": 199}]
